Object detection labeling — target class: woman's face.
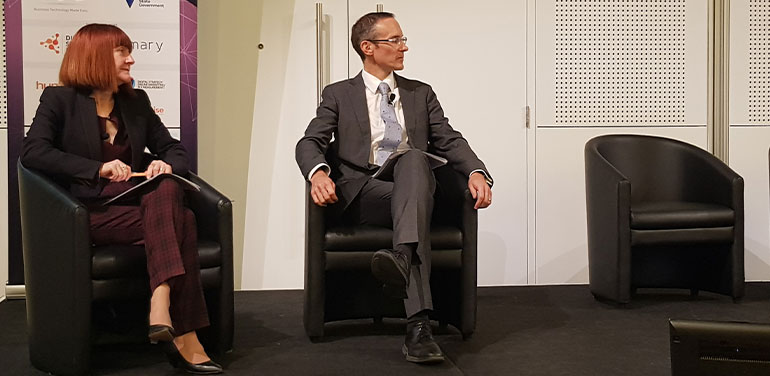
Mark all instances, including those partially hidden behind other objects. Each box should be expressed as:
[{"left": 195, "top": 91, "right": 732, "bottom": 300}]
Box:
[{"left": 113, "top": 46, "right": 134, "bottom": 85}]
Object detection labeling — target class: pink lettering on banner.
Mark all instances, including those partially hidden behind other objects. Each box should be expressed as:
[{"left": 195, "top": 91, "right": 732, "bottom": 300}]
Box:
[{"left": 35, "top": 81, "right": 59, "bottom": 90}]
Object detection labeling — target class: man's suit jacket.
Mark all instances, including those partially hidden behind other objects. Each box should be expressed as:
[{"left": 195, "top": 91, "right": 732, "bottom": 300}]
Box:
[
  {"left": 296, "top": 72, "right": 490, "bottom": 210},
  {"left": 21, "top": 86, "right": 188, "bottom": 198}
]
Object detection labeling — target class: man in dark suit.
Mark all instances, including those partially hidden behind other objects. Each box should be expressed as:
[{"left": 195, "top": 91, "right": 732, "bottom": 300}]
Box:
[{"left": 296, "top": 12, "right": 493, "bottom": 363}]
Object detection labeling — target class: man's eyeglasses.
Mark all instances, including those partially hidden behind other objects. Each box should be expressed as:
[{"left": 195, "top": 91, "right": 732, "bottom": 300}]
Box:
[{"left": 367, "top": 36, "right": 408, "bottom": 46}]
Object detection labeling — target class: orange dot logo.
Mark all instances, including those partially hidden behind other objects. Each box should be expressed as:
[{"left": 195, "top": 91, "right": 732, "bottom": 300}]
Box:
[{"left": 40, "top": 33, "right": 61, "bottom": 54}]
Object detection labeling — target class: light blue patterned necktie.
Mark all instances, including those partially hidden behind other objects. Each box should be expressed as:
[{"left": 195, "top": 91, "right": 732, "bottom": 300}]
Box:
[{"left": 375, "top": 82, "right": 402, "bottom": 166}]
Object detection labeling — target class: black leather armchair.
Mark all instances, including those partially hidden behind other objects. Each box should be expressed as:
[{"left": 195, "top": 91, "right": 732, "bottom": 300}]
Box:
[
  {"left": 585, "top": 134, "right": 744, "bottom": 304},
  {"left": 18, "top": 160, "right": 234, "bottom": 376},
  {"left": 303, "top": 165, "right": 478, "bottom": 339}
]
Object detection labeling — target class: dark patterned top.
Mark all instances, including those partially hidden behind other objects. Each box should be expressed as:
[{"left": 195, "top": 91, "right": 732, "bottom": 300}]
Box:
[
  {"left": 98, "top": 111, "right": 135, "bottom": 198},
  {"left": 99, "top": 112, "right": 132, "bottom": 164}
]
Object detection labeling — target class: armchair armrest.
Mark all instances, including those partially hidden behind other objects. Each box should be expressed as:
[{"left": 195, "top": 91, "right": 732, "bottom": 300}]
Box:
[
  {"left": 185, "top": 173, "right": 234, "bottom": 353},
  {"left": 17, "top": 160, "right": 93, "bottom": 373},
  {"left": 186, "top": 173, "right": 233, "bottom": 246},
  {"left": 304, "top": 182, "right": 326, "bottom": 337},
  {"left": 434, "top": 165, "right": 469, "bottom": 226},
  {"left": 433, "top": 160, "right": 480, "bottom": 338},
  {"left": 584, "top": 144, "right": 633, "bottom": 302},
  {"left": 674, "top": 148, "right": 743, "bottom": 294},
  {"left": 305, "top": 182, "right": 327, "bottom": 241},
  {"left": 460, "top": 187, "right": 478, "bottom": 338},
  {"left": 18, "top": 160, "right": 93, "bottom": 304}
]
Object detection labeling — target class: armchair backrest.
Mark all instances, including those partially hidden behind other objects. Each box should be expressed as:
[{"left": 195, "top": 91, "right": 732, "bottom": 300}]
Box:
[{"left": 589, "top": 134, "right": 738, "bottom": 205}]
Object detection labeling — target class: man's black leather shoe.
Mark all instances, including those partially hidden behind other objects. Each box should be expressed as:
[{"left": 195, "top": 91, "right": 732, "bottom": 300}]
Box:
[
  {"left": 402, "top": 320, "right": 444, "bottom": 363},
  {"left": 371, "top": 249, "right": 410, "bottom": 298}
]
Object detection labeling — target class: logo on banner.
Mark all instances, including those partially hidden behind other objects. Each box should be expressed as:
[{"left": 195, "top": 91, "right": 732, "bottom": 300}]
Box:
[
  {"left": 40, "top": 33, "right": 61, "bottom": 54},
  {"left": 132, "top": 79, "right": 166, "bottom": 90},
  {"left": 126, "top": 0, "right": 165, "bottom": 8}
]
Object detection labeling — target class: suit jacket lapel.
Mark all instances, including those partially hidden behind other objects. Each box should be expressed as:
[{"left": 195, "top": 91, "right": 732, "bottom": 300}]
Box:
[
  {"left": 347, "top": 72, "right": 371, "bottom": 142},
  {"left": 75, "top": 91, "right": 102, "bottom": 161},
  {"left": 395, "top": 74, "right": 416, "bottom": 147}
]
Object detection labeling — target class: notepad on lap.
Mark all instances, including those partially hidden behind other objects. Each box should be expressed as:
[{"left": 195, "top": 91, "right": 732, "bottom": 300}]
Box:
[
  {"left": 371, "top": 149, "right": 448, "bottom": 181},
  {"left": 102, "top": 173, "right": 200, "bottom": 205}
]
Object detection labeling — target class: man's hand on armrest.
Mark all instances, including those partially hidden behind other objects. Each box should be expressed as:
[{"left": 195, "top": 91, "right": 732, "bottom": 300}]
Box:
[
  {"left": 310, "top": 169, "right": 338, "bottom": 207},
  {"left": 469, "top": 172, "right": 492, "bottom": 210}
]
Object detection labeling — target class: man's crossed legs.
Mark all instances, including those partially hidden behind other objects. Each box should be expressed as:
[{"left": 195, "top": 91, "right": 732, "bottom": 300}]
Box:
[{"left": 345, "top": 150, "right": 444, "bottom": 363}]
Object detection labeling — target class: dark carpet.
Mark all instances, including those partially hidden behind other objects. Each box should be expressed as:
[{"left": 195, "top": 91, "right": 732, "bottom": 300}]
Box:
[{"left": 2, "top": 284, "right": 770, "bottom": 375}]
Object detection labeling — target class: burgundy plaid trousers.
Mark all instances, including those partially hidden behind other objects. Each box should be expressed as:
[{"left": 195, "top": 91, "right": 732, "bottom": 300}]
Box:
[{"left": 88, "top": 179, "right": 209, "bottom": 334}]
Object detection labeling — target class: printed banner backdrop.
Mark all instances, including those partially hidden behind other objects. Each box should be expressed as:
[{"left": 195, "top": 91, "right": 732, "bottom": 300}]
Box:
[
  {"left": 22, "top": 0, "right": 180, "bottom": 129},
  {"left": 5, "top": 0, "right": 197, "bottom": 285}
]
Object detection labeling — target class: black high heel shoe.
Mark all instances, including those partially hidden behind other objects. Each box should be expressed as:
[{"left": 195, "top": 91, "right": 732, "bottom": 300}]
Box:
[
  {"left": 148, "top": 324, "right": 175, "bottom": 344},
  {"left": 163, "top": 342, "right": 223, "bottom": 375}
]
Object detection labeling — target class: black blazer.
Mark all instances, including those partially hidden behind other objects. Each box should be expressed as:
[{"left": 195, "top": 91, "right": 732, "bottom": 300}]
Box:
[
  {"left": 296, "top": 72, "right": 491, "bottom": 209},
  {"left": 21, "top": 86, "right": 187, "bottom": 198}
]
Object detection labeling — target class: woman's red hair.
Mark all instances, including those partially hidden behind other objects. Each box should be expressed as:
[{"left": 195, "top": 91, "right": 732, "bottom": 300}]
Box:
[{"left": 59, "top": 24, "right": 133, "bottom": 92}]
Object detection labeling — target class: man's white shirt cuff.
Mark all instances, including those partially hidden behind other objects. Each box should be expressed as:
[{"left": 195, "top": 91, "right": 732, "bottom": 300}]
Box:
[
  {"left": 308, "top": 163, "right": 331, "bottom": 181},
  {"left": 470, "top": 169, "right": 493, "bottom": 187}
]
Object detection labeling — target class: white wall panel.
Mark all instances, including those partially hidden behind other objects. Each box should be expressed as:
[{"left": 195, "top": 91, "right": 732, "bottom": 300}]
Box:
[
  {"left": 729, "top": 0, "right": 770, "bottom": 281},
  {"left": 729, "top": 129, "right": 770, "bottom": 281},
  {"left": 535, "top": 127, "right": 707, "bottom": 284},
  {"left": 242, "top": 0, "right": 348, "bottom": 289}
]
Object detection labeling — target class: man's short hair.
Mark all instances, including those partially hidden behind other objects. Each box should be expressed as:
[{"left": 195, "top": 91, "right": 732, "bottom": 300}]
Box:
[{"left": 351, "top": 12, "right": 395, "bottom": 61}]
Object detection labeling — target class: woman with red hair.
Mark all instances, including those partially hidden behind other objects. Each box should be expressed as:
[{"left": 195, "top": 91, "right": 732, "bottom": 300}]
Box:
[{"left": 21, "top": 24, "right": 222, "bottom": 375}]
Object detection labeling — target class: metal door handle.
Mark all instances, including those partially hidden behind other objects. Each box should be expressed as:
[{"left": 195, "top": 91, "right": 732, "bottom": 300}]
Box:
[{"left": 316, "top": 3, "right": 324, "bottom": 105}]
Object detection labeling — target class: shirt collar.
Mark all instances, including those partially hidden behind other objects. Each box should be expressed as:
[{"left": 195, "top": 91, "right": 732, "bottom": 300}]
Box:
[{"left": 362, "top": 69, "right": 397, "bottom": 95}]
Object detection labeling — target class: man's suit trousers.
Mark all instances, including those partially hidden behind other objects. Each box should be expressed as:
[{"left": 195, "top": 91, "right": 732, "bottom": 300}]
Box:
[
  {"left": 88, "top": 179, "right": 209, "bottom": 334},
  {"left": 345, "top": 150, "right": 436, "bottom": 317}
]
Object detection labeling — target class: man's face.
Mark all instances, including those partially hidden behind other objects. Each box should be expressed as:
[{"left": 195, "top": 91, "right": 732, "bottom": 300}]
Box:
[{"left": 365, "top": 17, "right": 408, "bottom": 72}]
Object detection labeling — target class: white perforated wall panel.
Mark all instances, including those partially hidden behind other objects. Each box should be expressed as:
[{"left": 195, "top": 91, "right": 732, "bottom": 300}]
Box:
[
  {"left": 536, "top": 0, "right": 708, "bottom": 126},
  {"left": 730, "top": 0, "right": 770, "bottom": 126}
]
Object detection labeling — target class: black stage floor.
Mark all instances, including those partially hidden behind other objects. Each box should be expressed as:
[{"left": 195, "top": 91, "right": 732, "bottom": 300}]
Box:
[{"left": 2, "top": 283, "right": 770, "bottom": 375}]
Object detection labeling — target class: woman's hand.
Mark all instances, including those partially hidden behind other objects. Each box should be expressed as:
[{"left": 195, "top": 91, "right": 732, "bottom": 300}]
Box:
[
  {"left": 144, "top": 160, "right": 173, "bottom": 179},
  {"left": 99, "top": 159, "right": 132, "bottom": 182}
]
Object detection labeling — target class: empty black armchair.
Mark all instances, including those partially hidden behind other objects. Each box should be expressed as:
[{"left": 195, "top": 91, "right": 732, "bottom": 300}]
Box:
[
  {"left": 18, "top": 160, "right": 234, "bottom": 376},
  {"left": 304, "top": 165, "right": 478, "bottom": 339},
  {"left": 585, "top": 134, "right": 744, "bottom": 304}
]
